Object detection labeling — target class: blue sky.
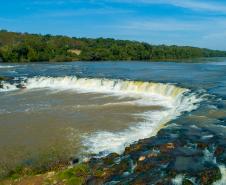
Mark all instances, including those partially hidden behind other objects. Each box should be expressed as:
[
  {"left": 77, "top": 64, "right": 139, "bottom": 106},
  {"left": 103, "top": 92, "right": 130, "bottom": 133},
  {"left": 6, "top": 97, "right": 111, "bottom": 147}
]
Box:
[{"left": 1, "top": 0, "right": 226, "bottom": 50}]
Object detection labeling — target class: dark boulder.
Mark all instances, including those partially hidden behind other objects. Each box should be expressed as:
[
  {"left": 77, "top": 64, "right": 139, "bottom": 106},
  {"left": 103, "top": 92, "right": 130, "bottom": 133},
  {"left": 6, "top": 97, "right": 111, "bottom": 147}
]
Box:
[
  {"left": 16, "top": 84, "right": 26, "bottom": 89},
  {"left": 197, "top": 166, "right": 221, "bottom": 185},
  {"left": 0, "top": 76, "right": 12, "bottom": 81}
]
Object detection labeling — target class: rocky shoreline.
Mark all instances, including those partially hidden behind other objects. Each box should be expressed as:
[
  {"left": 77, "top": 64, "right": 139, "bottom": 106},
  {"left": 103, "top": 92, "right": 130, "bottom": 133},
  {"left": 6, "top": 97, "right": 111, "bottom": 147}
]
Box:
[
  {"left": 86, "top": 126, "right": 225, "bottom": 184},
  {"left": 2, "top": 115, "right": 226, "bottom": 185},
  {"left": 1, "top": 76, "right": 226, "bottom": 184},
  {"left": 83, "top": 97, "right": 226, "bottom": 185}
]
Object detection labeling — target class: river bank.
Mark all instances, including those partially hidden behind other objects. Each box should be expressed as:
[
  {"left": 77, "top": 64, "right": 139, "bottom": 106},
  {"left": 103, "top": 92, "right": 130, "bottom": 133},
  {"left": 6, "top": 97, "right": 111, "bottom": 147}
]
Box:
[{"left": 1, "top": 116, "right": 226, "bottom": 185}]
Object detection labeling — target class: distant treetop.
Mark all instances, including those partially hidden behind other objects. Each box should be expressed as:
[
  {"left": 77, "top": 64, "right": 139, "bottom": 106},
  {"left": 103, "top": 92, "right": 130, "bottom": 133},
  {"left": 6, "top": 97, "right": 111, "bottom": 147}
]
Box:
[{"left": 0, "top": 30, "right": 226, "bottom": 63}]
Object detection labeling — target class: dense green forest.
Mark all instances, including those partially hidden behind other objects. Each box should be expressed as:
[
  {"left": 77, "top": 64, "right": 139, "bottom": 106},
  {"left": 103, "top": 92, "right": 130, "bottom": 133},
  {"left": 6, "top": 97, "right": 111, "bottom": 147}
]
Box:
[{"left": 0, "top": 30, "right": 226, "bottom": 62}]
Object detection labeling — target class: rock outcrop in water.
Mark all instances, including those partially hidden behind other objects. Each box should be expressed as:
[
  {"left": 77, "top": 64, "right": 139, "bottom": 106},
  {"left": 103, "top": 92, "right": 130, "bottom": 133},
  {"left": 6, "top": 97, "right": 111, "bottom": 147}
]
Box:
[
  {"left": 85, "top": 127, "right": 223, "bottom": 185},
  {"left": 1, "top": 120, "right": 225, "bottom": 185},
  {"left": 83, "top": 98, "right": 226, "bottom": 184},
  {"left": 0, "top": 77, "right": 27, "bottom": 90},
  {"left": 0, "top": 76, "right": 12, "bottom": 89},
  {"left": 1, "top": 77, "right": 226, "bottom": 184},
  {"left": 0, "top": 76, "right": 12, "bottom": 81}
]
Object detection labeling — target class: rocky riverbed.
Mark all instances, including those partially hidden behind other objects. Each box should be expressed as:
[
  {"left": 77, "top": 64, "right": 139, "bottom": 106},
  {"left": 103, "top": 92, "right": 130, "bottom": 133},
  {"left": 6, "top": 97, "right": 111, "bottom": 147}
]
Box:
[
  {"left": 1, "top": 60, "right": 226, "bottom": 185},
  {"left": 2, "top": 115, "right": 226, "bottom": 185},
  {"left": 85, "top": 122, "right": 226, "bottom": 184}
]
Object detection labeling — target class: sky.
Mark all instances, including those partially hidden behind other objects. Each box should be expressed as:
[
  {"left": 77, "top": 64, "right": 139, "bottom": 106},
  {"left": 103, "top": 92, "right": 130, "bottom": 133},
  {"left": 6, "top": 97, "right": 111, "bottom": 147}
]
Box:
[{"left": 0, "top": 0, "right": 226, "bottom": 50}]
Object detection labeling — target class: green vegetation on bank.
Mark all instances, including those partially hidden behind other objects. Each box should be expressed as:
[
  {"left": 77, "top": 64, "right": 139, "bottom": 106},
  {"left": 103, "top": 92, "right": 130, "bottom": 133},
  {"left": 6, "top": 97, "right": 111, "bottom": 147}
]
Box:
[
  {"left": 1, "top": 163, "right": 91, "bottom": 185},
  {"left": 0, "top": 29, "right": 226, "bottom": 62}
]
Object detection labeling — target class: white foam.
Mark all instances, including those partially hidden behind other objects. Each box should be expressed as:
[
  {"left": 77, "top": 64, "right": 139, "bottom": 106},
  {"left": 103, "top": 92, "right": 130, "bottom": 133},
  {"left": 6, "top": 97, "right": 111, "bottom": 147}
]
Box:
[
  {"left": 0, "top": 65, "right": 14, "bottom": 68},
  {"left": 213, "top": 165, "right": 226, "bottom": 185},
  {"left": 172, "top": 174, "right": 184, "bottom": 185},
  {"left": 83, "top": 110, "right": 171, "bottom": 155},
  {"left": 83, "top": 92, "right": 200, "bottom": 155},
  {"left": 210, "top": 62, "right": 226, "bottom": 66},
  {"left": 0, "top": 82, "right": 18, "bottom": 92},
  {"left": 202, "top": 149, "right": 226, "bottom": 185},
  {"left": 23, "top": 76, "right": 186, "bottom": 97},
  {"left": 0, "top": 76, "right": 202, "bottom": 155}
]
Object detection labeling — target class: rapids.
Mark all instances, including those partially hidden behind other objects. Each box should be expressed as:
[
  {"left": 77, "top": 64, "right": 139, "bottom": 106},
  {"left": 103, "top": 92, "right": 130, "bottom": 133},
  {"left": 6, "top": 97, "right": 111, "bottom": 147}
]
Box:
[{"left": 0, "top": 60, "right": 226, "bottom": 183}]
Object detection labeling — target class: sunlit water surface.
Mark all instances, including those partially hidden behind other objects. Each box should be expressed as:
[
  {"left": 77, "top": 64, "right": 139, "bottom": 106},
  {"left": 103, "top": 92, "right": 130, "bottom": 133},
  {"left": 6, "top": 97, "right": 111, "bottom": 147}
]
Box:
[{"left": 0, "top": 59, "right": 226, "bottom": 177}]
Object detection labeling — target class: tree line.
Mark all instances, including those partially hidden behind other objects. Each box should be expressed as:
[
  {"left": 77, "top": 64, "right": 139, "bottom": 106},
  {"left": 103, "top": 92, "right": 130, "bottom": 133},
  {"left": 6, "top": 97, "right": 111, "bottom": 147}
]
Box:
[{"left": 0, "top": 30, "right": 226, "bottom": 63}]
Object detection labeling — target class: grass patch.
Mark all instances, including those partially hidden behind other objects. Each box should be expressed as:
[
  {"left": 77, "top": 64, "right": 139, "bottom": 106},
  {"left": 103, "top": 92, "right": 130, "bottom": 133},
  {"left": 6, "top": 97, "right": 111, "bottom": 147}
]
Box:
[
  {"left": 6, "top": 166, "right": 34, "bottom": 180},
  {"left": 57, "top": 164, "right": 90, "bottom": 185}
]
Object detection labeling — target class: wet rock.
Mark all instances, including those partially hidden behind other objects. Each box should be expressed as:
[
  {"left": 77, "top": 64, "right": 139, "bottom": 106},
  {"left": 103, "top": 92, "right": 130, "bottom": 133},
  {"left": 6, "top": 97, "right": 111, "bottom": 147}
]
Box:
[
  {"left": 129, "top": 151, "right": 144, "bottom": 161},
  {"left": 138, "top": 156, "right": 145, "bottom": 161},
  {"left": 182, "top": 178, "right": 194, "bottom": 185},
  {"left": 0, "top": 76, "right": 11, "bottom": 81},
  {"left": 130, "top": 178, "right": 147, "bottom": 185},
  {"left": 86, "top": 176, "right": 103, "bottom": 185},
  {"left": 103, "top": 153, "right": 120, "bottom": 166},
  {"left": 147, "top": 151, "right": 158, "bottom": 158},
  {"left": 197, "top": 166, "right": 221, "bottom": 185},
  {"left": 160, "top": 143, "right": 175, "bottom": 152},
  {"left": 84, "top": 114, "right": 226, "bottom": 184},
  {"left": 135, "top": 159, "right": 157, "bottom": 173},
  {"left": 70, "top": 158, "right": 79, "bottom": 165},
  {"left": 90, "top": 157, "right": 132, "bottom": 183},
  {"left": 214, "top": 146, "right": 224, "bottom": 156},
  {"left": 172, "top": 147, "right": 202, "bottom": 157},
  {"left": 124, "top": 143, "right": 143, "bottom": 155},
  {"left": 197, "top": 143, "right": 209, "bottom": 150},
  {"left": 171, "top": 156, "right": 205, "bottom": 172},
  {"left": 0, "top": 76, "right": 14, "bottom": 89},
  {"left": 130, "top": 168, "right": 173, "bottom": 185},
  {"left": 112, "top": 158, "right": 131, "bottom": 174},
  {"left": 215, "top": 146, "right": 226, "bottom": 164},
  {"left": 16, "top": 84, "right": 26, "bottom": 89}
]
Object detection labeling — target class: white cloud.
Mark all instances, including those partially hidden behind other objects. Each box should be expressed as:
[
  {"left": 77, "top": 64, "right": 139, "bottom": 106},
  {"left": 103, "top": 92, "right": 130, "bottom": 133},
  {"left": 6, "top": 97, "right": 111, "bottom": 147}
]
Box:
[
  {"left": 108, "top": 0, "right": 226, "bottom": 13},
  {"left": 114, "top": 16, "right": 226, "bottom": 32},
  {"left": 30, "top": 0, "right": 226, "bottom": 13},
  {"left": 164, "top": 0, "right": 226, "bottom": 12},
  {"left": 119, "top": 19, "right": 204, "bottom": 31},
  {"left": 102, "top": 17, "right": 226, "bottom": 49}
]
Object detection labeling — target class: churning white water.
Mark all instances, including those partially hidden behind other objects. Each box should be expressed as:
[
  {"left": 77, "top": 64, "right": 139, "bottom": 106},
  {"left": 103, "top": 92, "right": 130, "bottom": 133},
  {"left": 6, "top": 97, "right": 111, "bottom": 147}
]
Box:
[
  {"left": 0, "top": 65, "right": 14, "bottom": 68},
  {"left": 0, "top": 76, "right": 202, "bottom": 155}
]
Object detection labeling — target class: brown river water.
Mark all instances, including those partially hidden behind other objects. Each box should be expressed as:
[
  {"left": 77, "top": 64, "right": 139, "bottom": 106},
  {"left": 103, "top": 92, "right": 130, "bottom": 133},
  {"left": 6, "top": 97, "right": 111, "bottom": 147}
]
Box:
[{"left": 0, "top": 60, "right": 226, "bottom": 181}]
